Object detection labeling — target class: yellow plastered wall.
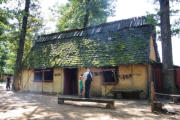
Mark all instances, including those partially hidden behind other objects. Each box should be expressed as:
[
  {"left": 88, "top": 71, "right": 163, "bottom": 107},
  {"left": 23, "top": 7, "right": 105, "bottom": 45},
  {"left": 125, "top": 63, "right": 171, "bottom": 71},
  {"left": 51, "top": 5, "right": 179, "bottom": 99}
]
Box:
[
  {"left": 101, "top": 65, "right": 148, "bottom": 97},
  {"left": 78, "top": 68, "right": 102, "bottom": 96},
  {"left": 22, "top": 65, "right": 148, "bottom": 97},
  {"left": 149, "top": 36, "right": 156, "bottom": 61},
  {"left": 21, "top": 68, "right": 64, "bottom": 94}
]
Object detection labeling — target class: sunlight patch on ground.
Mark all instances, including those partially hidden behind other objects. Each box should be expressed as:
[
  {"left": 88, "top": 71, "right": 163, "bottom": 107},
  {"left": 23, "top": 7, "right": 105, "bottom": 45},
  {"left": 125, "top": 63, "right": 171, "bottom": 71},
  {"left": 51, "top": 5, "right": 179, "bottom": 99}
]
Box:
[
  {"left": 83, "top": 113, "right": 119, "bottom": 120},
  {"left": 0, "top": 106, "right": 37, "bottom": 119},
  {"left": 0, "top": 83, "right": 180, "bottom": 120}
]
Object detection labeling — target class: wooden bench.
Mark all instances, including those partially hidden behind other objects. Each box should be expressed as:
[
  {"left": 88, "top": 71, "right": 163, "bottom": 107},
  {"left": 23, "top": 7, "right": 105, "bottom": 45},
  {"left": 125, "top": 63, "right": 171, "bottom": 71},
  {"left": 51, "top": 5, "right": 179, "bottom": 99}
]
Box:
[
  {"left": 111, "top": 90, "right": 143, "bottom": 99},
  {"left": 155, "top": 92, "right": 180, "bottom": 103},
  {"left": 58, "top": 96, "right": 115, "bottom": 109}
]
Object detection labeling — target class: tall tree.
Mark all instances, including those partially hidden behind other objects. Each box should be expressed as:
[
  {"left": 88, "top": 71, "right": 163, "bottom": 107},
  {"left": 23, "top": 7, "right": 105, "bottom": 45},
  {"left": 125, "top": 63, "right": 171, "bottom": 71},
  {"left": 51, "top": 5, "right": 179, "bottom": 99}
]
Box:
[
  {"left": 147, "top": 0, "right": 180, "bottom": 93},
  {"left": 159, "top": 0, "right": 176, "bottom": 93},
  {"left": 0, "top": 0, "right": 43, "bottom": 79},
  {"left": 0, "top": 0, "right": 9, "bottom": 78},
  {"left": 56, "top": 0, "right": 116, "bottom": 31},
  {"left": 13, "top": 0, "right": 30, "bottom": 91},
  {"left": 83, "top": 0, "right": 90, "bottom": 28}
]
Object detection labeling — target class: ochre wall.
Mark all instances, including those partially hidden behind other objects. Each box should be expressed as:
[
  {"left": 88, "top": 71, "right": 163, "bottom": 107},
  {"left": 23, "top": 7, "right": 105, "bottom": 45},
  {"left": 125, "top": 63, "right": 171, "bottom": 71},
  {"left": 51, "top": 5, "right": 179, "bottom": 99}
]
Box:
[
  {"left": 78, "top": 65, "right": 148, "bottom": 98},
  {"left": 22, "top": 65, "right": 148, "bottom": 98},
  {"left": 101, "top": 65, "right": 148, "bottom": 98},
  {"left": 21, "top": 68, "right": 64, "bottom": 94},
  {"left": 149, "top": 36, "right": 156, "bottom": 61}
]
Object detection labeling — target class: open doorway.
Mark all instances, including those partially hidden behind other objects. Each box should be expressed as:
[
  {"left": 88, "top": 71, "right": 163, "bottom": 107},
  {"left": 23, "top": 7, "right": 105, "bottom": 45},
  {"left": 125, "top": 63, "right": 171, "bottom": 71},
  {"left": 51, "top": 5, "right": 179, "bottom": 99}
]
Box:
[{"left": 63, "top": 68, "right": 78, "bottom": 95}]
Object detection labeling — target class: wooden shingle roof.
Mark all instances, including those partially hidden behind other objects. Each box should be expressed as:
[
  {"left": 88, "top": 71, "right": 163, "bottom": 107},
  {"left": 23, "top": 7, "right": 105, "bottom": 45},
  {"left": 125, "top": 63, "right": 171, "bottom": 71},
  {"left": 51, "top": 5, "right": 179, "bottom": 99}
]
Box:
[{"left": 23, "top": 17, "right": 158, "bottom": 69}]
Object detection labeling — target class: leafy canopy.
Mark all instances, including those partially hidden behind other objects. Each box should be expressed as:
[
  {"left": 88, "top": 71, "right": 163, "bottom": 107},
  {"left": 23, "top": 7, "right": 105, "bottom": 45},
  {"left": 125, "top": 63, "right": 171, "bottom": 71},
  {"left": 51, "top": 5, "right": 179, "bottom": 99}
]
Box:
[
  {"left": 146, "top": 0, "right": 180, "bottom": 38},
  {"left": 56, "top": 0, "right": 116, "bottom": 31},
  {"left": 0, "top": 0, "right": 43, "bottom": 75}
]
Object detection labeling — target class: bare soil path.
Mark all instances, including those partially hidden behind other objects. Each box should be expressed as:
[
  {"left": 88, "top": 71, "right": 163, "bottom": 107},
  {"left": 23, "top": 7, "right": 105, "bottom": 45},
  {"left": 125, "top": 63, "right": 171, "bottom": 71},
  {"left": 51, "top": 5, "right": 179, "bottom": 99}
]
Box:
[{"left": 0, "top": 83, "right": 180, "bottom": 120}]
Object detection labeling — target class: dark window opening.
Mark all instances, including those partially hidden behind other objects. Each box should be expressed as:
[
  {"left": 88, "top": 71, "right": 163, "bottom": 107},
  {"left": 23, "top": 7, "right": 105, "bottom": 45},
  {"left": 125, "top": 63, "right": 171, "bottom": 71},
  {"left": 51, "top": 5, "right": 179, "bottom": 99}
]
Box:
[
  {"left": 44, "top": 69, "right": 53, "bottom": 82},
  {"left": 102, "top": 67, "right": 118, "bottom": 85},
  {"left": 34, "top": 69, "right": 53, "bottom": 82},
  {"left": 34, "top": 70, "right": 42, "bottom": 82},
  {"left": 103, "top": 71, "right": 115, "bottom": 82}
]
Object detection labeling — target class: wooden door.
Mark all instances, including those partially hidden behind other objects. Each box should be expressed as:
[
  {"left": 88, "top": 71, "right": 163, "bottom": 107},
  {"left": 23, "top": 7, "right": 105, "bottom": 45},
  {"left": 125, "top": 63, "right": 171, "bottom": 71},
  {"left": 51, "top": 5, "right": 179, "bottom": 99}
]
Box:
[{"left": 64, "top": 68, "right": 78, "bottom": 95}]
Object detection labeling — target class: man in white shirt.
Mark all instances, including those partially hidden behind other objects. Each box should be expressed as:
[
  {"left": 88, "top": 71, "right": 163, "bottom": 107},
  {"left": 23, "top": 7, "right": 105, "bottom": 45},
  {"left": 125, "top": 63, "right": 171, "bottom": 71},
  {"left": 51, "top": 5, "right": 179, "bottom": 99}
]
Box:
[{"left": 83, "top": 68, "right": 92, "bottom": 98}]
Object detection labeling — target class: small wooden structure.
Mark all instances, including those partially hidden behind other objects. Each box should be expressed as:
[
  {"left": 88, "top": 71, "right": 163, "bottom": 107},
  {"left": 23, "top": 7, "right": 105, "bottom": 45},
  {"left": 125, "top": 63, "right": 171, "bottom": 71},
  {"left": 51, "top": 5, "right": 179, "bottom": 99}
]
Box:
[{"left": 58, "top": 96, "right": 115, "bottom": 109}]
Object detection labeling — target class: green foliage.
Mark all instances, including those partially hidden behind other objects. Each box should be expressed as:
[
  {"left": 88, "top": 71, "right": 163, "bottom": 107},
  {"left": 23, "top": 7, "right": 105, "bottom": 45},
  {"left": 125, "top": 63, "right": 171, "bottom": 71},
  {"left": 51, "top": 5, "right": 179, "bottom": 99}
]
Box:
[
  {"left": 147, "top": 0, "right": 180, "bottom": 38},
  {"left": 0, "top": 6, "right": 8, "bottom": 36},
  {"left": 23, "top": 25, "right": 153, "bottom": 69},
  {"left": 56, "top": 0, "right": 116, "bottom": 31},
  {"left": 0, "top": 0, "right": 7, "bottom": 4},
  {"left": 146, "top": 14, "right": 159, "bottom": 26},
  {"left": 0, "top": 42, "right": 7, "bottom": 74},
  {"left": 0, "top": 0, "right": 11, "bottom": 74},
  {"left": 0, "top": 39, "right": 15, "bottom": 74},
  {"left": 171, "top": 18, "right": 180, "bottom": 36},
  {"left": 0, "top": 0, "right": 43, "bottom": 75}
]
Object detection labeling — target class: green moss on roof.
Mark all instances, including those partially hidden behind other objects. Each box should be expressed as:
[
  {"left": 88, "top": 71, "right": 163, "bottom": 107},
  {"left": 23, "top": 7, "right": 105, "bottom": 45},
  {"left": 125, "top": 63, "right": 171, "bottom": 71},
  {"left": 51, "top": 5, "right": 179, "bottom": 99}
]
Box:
[{"left": 23, "top": 25, "right": 153, "bottom": 69}]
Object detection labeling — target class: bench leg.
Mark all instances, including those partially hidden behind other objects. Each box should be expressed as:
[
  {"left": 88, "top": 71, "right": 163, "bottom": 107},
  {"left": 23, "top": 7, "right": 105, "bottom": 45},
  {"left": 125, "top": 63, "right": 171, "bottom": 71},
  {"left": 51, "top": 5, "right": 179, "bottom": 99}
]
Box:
[
  {"left": 58, "top": 99, "right": 64, "bottom": 104},
  {"left": 106, "top": 102, "right": 115, "bottom": 109}
]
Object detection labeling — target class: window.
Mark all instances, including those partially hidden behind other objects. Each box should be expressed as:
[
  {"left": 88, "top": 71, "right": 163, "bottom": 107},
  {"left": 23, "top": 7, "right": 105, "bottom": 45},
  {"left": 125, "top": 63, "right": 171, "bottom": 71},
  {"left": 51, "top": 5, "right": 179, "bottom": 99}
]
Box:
[
  {"left": 101, "top": 67, "right": 118, "bottom": 85},
  {"left": 34, "top": 70, "right": 42, "bottom": 82},
  {"left": 44, "top": 69, "right": 53, "bottom": 82},
  {"left": 34, "top": 69, "right": 53, "bottom": 82},
  {"left": 103, "top": 71, "right": 115, "bottom": 82}
]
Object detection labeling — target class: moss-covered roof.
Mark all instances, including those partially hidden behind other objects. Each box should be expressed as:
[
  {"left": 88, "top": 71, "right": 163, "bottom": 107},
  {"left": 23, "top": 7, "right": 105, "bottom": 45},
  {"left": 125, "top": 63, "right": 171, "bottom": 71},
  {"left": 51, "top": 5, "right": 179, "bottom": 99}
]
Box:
[{"left": 23, "top": 17, "right": 155, "bottom": 69}]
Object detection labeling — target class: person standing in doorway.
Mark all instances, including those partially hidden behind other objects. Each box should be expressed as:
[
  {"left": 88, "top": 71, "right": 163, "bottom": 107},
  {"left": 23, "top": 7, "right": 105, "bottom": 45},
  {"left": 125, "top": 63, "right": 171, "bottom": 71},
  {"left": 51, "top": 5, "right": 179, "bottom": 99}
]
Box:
[
  {"left": 79, "top": 74, "right": 84, "bottom": 97},
  {"left": 83, "top": 68, "right": 92, "bottom": 98},
  {"left": 6, "top": 76, "right": 11, "bottom": 91}
]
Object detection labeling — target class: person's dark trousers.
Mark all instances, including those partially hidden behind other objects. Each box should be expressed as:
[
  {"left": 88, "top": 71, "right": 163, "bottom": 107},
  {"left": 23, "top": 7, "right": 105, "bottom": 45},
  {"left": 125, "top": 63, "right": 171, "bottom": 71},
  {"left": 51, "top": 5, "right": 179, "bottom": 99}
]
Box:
[
  {"left": 85, "top": 80, "right": 91, "bottom": 98},
  {"left": 6, "top": 82, "right": 10, "bottom": 90}
]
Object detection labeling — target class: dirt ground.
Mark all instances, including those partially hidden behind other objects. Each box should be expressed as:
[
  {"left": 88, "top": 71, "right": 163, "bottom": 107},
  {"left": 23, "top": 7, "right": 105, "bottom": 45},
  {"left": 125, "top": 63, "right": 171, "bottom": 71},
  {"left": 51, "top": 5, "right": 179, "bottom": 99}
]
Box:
[{"left": 0, "top": 83, "right": 180, "bottom": 120}]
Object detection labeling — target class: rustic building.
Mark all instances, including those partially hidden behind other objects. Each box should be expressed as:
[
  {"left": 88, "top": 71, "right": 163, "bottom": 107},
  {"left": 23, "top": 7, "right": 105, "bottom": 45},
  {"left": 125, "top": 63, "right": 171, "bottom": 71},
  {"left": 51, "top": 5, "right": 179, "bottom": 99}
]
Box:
[{"left": 21, "top": 17, "right": 160, "bottom": 98}]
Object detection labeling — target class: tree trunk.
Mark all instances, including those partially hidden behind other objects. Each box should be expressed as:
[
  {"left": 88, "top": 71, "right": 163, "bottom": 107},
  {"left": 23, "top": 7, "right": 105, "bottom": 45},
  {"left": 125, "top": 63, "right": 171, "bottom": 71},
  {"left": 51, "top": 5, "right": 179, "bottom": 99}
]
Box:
[
  {"left": 83, "top": 0, "right": 90, "bottom": 28},
  {"left": 159, "top": 0, "right": 176, "bottom": 93},
  {"left": 13, "top": 0, "right": 30, "bottom": 91}
]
